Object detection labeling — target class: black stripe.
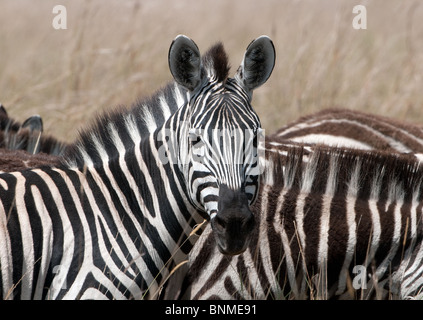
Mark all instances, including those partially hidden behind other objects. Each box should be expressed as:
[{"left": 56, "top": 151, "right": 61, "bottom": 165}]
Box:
[
  {"left": 0, "top": 174, "right": 17, "bottom": 298},
  {"left": 22, "top": 170, "right": 63, "bottom": 299}
]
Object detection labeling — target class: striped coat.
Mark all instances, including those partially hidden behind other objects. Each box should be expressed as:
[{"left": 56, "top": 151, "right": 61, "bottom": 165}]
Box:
[
  {"left": 187, "top": 142, "right": 423, "bottom": 299},
  {"left": 272, "top": 108, "right": 423, "bottom": 157}
]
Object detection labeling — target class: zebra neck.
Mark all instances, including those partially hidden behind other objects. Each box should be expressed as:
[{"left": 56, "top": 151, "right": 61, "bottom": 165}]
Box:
[
  {"left": 75, "top": 123, "right": 202, "bottom": 254},
  {"left": 112, "top": 132, "right": 204, "bottom": 248}
]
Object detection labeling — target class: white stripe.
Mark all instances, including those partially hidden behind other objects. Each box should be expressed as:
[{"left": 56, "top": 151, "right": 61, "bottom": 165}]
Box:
[
  {"left": 0, "top": 178, "right": 8, "bottom": 190},
  {"left": 14, "top": 172, "right": 35, "bottom": 299},
  {"left": 367, "top": 199, "right": 381, "bottom": 265},
  {"left": 159, "top": 95, "right": 172, "bottom": 120},
  {"left": 375, "top": 200, "right": 403, "bottom": 278},
  {"left": 79, "top": 287, "right": 110, "bottom": 300},
  {"left": 123, "top": 113, "right": 141, "bottom": 144},
  {"left": 32, "top": 186, "right": 53, "bottom": 300},
  {"left": 241, "top": 249, "right": 266, "bottom": 299},
  {"left": 0, "top": 180, "right": 13, "bottom": 299},
  {"left": 173, "top": 83, "right": 187, "bottom": 109},
  {"left": 336, "top": 162, "right": 360, "bottom": 294},
  {"left": 294, "top": 194, "right": 307, "bottom": 261},
  {"left": 140, "top": 105, "right": 157, "bottom": 132},
  {"left": 290, "top": 134, "right": 373, "bottom": 150},
  {"left": 317, "top": 156, "right": 338, "bottom": 270}
]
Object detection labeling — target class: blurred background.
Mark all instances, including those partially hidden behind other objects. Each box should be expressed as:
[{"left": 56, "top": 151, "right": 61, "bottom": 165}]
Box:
[{"left": 1, "top": 0, "right": 422, "bottom": 141}]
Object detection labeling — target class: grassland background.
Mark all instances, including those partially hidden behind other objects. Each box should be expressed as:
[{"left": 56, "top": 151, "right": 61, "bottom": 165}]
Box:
[{"left": 1, "top": 0, "right": 422, "bottom": 142}]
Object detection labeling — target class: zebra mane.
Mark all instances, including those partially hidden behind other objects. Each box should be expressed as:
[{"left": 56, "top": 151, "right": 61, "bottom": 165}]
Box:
[
  {"left": 63, "top": 82, "right": 186, "bottom": 167},
  {"left": 263, "top": 144, "right": 423, "bottom": 202},
  {"left": 202, "top": 42, "right": 230, "bottom": 83}
]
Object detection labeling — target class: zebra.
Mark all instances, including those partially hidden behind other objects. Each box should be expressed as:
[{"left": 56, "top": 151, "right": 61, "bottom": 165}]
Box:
[
  {"left": 0, "top": 34, "right": 276, "bottom": 299},
  {"left": 186, "top": 141, "right": 423, "bottom": 300},
  {"left": 271, "top": 108, "right": 423, "bottom": 160},
  {"left": 270, "top": 107, "right": 423, "bottom": 298},
  {"left": 391, "top": 234, "right": 423, "bottom": 299},
  {"left": 0, "top": 104, "right": 68, "bottom": 155}
]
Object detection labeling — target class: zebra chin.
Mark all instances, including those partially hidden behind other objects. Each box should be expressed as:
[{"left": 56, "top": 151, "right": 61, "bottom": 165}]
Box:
[{"left": 210, "top": 184, "right": 255, "bottom": 255}]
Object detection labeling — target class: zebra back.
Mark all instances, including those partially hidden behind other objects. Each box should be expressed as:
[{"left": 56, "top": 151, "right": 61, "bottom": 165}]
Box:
[{"left": 272, "top": 108, "right": 423, "bottom": 156}]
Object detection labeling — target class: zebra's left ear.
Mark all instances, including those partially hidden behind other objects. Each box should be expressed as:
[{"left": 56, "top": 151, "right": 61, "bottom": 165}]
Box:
[
  {"left": 235, "top": 36, "right": 275, "bottom": 94},
  {"left": 22, "top": 115, "right": 43, "bottom": 132}
]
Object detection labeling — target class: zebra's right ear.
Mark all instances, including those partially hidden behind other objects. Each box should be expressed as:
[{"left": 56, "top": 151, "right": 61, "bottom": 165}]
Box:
[
  {"left": 235, "top": 36, "right": 276, "bottom": 94},
  {"left": 0, "top": 103, "right": 7, "bottom": 117},
  {"left": 168, "top": 35, "right": 202, "bottom": 92},
  {"left": 22, "top": 115, "right": 43, "bottom": 132}
]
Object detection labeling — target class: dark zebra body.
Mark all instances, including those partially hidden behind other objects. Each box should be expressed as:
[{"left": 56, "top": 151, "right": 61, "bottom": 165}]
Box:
[
  {"left": 0, "top": 35, "right": 275, "bottom": 299},
  {"left": 272, "top": 108, "right": 423, "bottom": 159},
  {"left": 0, "top": 149, "right": 61, "bottom": 172},
  {"left": 187, "top": 142, "right": 423, "bottom": 300}
]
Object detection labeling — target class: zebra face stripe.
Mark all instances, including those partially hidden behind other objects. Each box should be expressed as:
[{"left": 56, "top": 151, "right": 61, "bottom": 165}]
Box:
[
  {"left": 188, "top": 124, "right": 262, "bottom": 193},
  {"left": 186, "top": 86, "right": 261, "bottom": 192},
  {"left": 179, "top": 81, "right": 263, "bottom": 255}
]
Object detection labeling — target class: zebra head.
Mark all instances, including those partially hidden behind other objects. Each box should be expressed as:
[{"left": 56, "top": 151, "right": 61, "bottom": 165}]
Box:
[{"left": 168, "top": 35, "right": 275, "bottom": 255}]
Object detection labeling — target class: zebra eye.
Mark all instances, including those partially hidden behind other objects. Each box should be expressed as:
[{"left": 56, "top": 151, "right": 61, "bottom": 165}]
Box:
[
  {"left": 188, "top": 131, "right": 201, "bottom": 144},
  {"left": 188, "top": 130, "right": 204, "bottom": 153}
]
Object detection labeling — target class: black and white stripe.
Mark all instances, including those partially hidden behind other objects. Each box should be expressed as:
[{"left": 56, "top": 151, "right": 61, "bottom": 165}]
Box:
[
  {"left": 0, "top": 35, "right": 275, "bottom": 299},
  {"left": 272, "top": 108, "right": 423, "bottom": 160},
  {"left": 186, "top": 142, "right": 423, "bottom": 300},
  {"left": 393, "top": 238, "right": 423, "bottom": 299}
]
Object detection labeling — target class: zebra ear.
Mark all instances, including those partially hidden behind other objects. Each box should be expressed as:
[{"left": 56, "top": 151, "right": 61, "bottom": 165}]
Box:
[
  {"left": 168, "top": 35, "right": 202, "bottom": 92},
  {"left": 0, "top": 103, "right": 7, "bottom": 117},
  {"left": 22, "top": 115, "right": 43, "bottom": 132},
  {"left": 235, "top": 36, "right": 275, "bottom": 93}
]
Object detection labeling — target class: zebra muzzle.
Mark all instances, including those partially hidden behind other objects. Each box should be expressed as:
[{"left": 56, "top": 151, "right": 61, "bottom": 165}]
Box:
[{"left": 211, "top": 185, "right": 255, "bottom": 255}]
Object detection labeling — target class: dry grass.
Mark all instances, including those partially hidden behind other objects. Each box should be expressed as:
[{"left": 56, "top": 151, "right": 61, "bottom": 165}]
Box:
[{"left": 1, "top": 0, "right": 423, "bottom": 142}]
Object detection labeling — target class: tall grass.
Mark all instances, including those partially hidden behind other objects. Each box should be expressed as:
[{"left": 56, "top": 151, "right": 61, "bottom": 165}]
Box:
[{"left": 1, "top": 0, "right": 423, "bottom": 142}]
